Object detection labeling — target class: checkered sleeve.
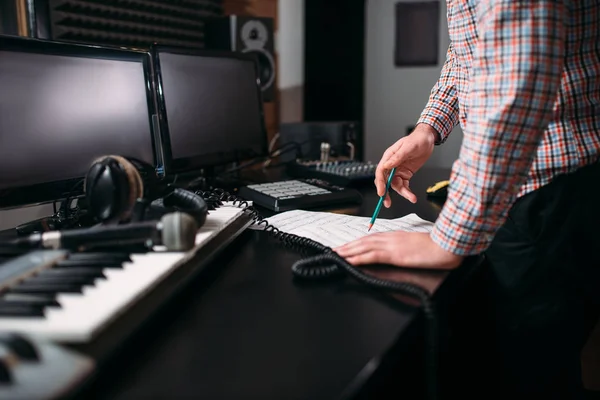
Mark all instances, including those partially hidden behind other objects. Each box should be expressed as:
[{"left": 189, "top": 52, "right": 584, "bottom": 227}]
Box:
[
  {"left": 430, "top": 0, "right": 567, "bottom": 256},
  {"left": 417, "top": 45, "right": 459, "bottom": 144}
]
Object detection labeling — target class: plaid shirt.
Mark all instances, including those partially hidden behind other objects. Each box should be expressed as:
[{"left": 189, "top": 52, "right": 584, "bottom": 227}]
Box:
[{"left": 418, "top": 0, "right": 600, "bottom": 256}]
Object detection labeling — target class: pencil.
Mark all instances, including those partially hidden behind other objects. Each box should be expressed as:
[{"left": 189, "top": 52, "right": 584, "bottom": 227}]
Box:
[{"left": 367, "top": 167, "right": 396, "bottom": 231}]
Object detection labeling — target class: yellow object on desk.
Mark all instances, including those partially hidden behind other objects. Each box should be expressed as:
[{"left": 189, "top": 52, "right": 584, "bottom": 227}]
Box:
[{"left": 426, "top": 180, "right": 449, "bottom": 197}]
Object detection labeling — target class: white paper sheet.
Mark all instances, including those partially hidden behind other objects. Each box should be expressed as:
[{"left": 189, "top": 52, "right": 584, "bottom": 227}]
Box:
[{"left": 258, "top": 209, "right": 434, "bottom": 248}]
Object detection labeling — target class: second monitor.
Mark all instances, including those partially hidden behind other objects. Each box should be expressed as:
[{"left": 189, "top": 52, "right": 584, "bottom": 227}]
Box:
[{"left": 151, "top": 46, "right": 268, "bottom": 176}]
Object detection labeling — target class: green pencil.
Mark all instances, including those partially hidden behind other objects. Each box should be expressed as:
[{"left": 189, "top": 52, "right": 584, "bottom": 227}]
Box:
[{"left": 368, "top": 167, "right": 396, "bottom": 232}]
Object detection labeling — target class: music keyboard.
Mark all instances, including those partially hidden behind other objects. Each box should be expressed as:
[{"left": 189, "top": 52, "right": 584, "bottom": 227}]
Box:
[{"left": 0, "top": 204, "right": 252, "bottom": 344}]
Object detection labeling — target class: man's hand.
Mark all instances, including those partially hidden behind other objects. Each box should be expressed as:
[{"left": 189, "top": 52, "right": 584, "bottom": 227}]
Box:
[
  {"left": 375, "top": 124, "right": 438, "bottom": 208},
  {"left": 334, "top": 231, "right": 464, "bottom": 270}
]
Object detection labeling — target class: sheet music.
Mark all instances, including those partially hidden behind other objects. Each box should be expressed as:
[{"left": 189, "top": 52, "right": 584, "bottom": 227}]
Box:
[{"left": 261, "top": 210, "right": 434, "bottom": 248}]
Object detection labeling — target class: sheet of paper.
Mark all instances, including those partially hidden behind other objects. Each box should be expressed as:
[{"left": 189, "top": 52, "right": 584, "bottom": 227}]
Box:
[{"left": 259, "top": 209, "right": 434, "bottom": 248}]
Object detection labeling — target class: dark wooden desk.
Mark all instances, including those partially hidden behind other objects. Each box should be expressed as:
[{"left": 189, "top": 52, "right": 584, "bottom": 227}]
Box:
[{"left": 76, "top": 166, "right": 481, "bottom": 399}]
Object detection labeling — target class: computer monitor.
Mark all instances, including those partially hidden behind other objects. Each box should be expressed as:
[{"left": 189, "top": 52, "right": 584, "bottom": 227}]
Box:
[
  {"left": 151, "top": 45, "right": 268, "bottom": 175},
  {"left": 0, "top": 35, "right": 159, "bottom": 210}
]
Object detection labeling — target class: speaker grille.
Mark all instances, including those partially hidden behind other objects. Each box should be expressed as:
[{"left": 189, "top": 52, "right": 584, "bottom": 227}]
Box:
[{"left": 48, "top": 0, "right": 223, "bottom": 48}]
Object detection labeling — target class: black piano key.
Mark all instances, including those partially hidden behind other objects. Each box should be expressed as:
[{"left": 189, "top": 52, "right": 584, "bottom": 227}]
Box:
[
  {"left": 2, "top": 293, "right": 59, "bottom": 307},
  {"left": 0, "top": 304, "right": 45, "bottom": 317},
  {"left": 26, "top": 275, "right": 100, "bottom": 286},
  {"left": 9, "top": 282, "right": 84, "bottom": 294},
  {"left": 84, "top": 244, "right": 149, "bottom": 254},
  {"left": 0, "top": 296, "right": 60, "bottom": 308},
  {"left": 39, "top": 267, "right": 106, "bottom": 279},
  {"left": 68, "top": 252, "right": 132, "bottom": 263},
  {"left": 54, "top": 259, "right": 123, "bottom": 269}
]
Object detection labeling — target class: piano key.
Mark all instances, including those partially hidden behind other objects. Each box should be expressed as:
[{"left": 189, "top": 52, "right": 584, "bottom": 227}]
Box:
[
  {"left": 2, "top": 294, "right": 60, "bottom": 308},
  {"left": 9, "top": 282, "right": 85, "bottom": 294},
  {"left": 67, "top": 252, "right": 132, "bottom": 263},
  {"left": 54, "top": 259, "right": 123, "bottom": 269},
  {"left": 0, "top": 298, "right": 58, "bottom": 309},
  {"left": 38, "top": 268, "right": 106, "bottom": 279},
  {"left": 79, "top": 244, "right": 151, "bottom": 255},
  {"left": 0, "top": 305, "right": 45, "bottom": 318},
  {"left": 25, "top": 275, "right": 101, "bottom": 286}
]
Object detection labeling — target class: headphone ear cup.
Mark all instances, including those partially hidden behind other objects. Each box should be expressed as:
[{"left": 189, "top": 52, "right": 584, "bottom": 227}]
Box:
[
  {"left": 147, "top": 188, "right": 208, "bottom": 227},
  {"left": 85, "top": 155, "right": 144, "bottom": 223},
  {"left": 164, "top": 188, "right": 208, "bottom": 227},
  {"left": 85, "top": 157, "right": 128, "bottom": 223}
]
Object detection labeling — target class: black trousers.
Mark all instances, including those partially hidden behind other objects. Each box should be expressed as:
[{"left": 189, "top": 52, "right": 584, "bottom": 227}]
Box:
[{"left": 444, "top": 161, "right": 600, "bottom": 399}]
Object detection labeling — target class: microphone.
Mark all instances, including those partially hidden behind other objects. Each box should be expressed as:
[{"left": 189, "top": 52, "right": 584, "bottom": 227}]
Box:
[{"left": 10, "top": 212, "right": 198, "bottom": 252}]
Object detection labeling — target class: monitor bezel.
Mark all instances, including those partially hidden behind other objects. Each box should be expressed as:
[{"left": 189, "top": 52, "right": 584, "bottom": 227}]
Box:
[
  {"left": 0, "top": 34, "right": 160, "bottom": 210},
  {"left": 150, "top": 44, "right": 269, "bottom": 176}
]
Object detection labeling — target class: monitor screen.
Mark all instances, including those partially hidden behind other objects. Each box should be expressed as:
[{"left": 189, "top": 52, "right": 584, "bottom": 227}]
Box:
[
  {"left": 0, "top": 37, "right": 157, "bottom": 209},
  {"left": 154, "top": 47, "right": 267, "bottom": 173}
]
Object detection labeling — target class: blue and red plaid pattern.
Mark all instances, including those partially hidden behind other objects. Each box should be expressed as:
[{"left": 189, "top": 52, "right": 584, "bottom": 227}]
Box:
[{"left": 417, "top": 0, "right": 600, "bottom": 255}]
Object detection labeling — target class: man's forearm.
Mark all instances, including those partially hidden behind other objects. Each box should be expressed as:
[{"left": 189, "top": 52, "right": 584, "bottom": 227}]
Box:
[{"left": 414, "top": 123, "right": 441, "bottom": 144}]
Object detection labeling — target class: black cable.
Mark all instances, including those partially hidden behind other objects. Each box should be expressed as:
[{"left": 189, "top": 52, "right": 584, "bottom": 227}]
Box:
[
  {"left": 261, "top": 158, "right": 297, "bottom": 170},
  {"left": 218, "top": 157, "right": 269, "bottom": 176},
  {"left": 198, "top": 188, "right": 439, "bottom": 400},
  {"left": 60, "top": 179, "right": 84, "bottom": 216}
]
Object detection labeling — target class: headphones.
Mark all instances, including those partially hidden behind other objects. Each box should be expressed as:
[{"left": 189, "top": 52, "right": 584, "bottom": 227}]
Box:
[{"left": 84, "top": 155, "right": 207, "bottom": 226}]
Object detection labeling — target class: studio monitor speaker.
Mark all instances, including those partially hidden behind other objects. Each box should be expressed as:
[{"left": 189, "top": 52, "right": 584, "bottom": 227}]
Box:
[{"left": 205, "top": 15, "right": 276, "bottom": 102}]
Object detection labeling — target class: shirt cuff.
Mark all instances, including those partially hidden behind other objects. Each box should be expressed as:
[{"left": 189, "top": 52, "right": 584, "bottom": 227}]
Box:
[
  {"left": 429, "top": 188, "right": 501, "bottom": 256},
  {"left": 417, "top": 104, "right": 457, "bottom": 145}
]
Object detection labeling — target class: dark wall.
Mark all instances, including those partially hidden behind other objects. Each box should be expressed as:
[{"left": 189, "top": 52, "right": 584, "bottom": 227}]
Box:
[
  {"left": 303, "top": 0, "right": 366, "bottom": 156},
  {"left": 0, "top": 1, "right": 19, "bottom": 35}
]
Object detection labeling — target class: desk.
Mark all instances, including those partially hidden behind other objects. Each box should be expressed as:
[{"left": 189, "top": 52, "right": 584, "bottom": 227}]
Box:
[{"left": 75, "top": 167, "right": 481, "bottom": 399}]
